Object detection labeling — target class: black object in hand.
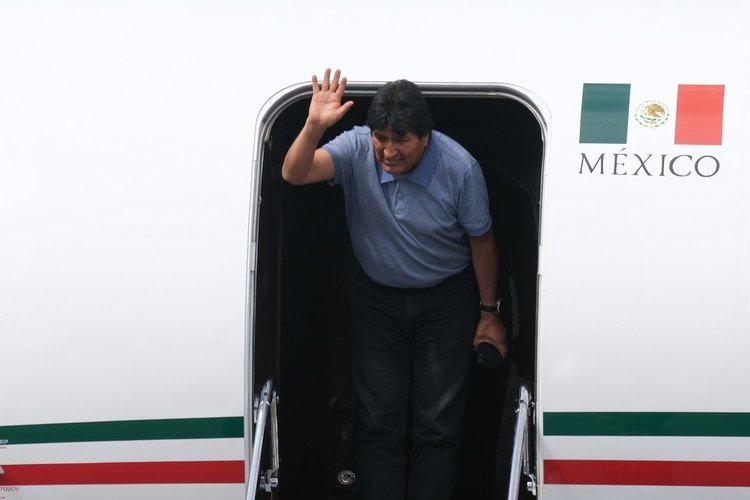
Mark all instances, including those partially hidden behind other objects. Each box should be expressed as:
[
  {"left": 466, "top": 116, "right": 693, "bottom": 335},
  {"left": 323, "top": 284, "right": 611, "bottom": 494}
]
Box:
[{"left": 477, "top": 342, "right": 504, "bottom": 368}]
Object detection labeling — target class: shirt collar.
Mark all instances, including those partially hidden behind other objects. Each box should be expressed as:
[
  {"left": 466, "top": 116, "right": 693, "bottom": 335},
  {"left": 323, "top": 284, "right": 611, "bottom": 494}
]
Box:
[{"left": 378, "top": 135, "right": 437, "bottom": 187}]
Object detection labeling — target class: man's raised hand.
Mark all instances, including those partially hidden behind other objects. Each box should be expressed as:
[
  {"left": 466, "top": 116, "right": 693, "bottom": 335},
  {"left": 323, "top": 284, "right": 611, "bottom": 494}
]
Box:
[{"left": 308, "top": 68, "right": 354, "bottom": 129}]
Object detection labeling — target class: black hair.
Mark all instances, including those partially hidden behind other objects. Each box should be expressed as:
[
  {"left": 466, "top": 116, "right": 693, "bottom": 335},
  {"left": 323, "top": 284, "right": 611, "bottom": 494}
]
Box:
[{"left": 366, "top": 79, "right": 433, "bottom": 138}]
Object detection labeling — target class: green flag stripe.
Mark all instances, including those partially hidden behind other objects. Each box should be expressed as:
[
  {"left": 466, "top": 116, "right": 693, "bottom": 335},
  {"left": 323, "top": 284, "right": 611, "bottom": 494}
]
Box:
[
  {"left": 0, "top": 417, "right": 243, "bottom": 445},
  {"left": 544, "top": 412, "right": 750, "bottom": 437},
  {"left": 580, "top": 83, "right": 631, "bottom": 144}
]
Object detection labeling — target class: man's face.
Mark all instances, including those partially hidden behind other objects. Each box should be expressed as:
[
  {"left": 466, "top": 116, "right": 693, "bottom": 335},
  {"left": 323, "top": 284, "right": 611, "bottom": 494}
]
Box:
[{"left": 371, "top": 129, "right": 429, "bottom": 176}]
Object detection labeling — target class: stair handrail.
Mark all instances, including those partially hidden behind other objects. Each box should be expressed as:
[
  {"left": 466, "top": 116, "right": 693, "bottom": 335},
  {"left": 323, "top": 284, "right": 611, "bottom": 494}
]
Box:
[
  {"left": 247, "top": 378, "right": 273, "bottom": 500},
  {"left": 507, "top": 383, "right": 537, "bottom": 499}
]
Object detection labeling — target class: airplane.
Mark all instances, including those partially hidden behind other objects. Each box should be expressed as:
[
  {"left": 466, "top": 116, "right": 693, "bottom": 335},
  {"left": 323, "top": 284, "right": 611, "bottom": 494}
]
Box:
[{"left": 1, "top": 1, "right": 748, "bottom": 499}]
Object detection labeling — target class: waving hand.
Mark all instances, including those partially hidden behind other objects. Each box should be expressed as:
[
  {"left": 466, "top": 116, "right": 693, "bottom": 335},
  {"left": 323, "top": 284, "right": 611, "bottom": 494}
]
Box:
[
  {"left": 308, "top": 68, "right": 354, "bottom": 129},
  {"left": 281, "top": 68, "right": 353, "bottom": 185}
]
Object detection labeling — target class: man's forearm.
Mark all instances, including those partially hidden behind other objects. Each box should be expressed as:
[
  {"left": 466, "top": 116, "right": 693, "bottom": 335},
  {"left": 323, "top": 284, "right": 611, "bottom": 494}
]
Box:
[
  {"left": 281, "top": 121, "right": 327, "bottom": 185},
  {"left": 469, "top": 230, "right": 499, "bottom": 306}
]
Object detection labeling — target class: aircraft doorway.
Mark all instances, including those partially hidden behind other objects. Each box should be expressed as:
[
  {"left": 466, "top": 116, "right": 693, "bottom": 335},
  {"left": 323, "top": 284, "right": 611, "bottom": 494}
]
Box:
[{"left": 251, "top": 83, "right": 544, "bottom": 499}]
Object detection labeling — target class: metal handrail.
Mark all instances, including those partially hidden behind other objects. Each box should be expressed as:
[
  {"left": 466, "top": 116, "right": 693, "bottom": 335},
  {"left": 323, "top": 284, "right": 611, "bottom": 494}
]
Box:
[
  {"left": 507, "top": 383, "right": 537, "bottom": 499},
  {"left": 247, "top": 379, "right": 273, "bottom": 500}
]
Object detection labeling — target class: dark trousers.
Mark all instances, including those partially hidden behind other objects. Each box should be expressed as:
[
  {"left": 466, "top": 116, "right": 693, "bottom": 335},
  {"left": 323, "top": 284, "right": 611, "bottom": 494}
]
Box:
[{"left": 350, "top": 266, "right": 477, "bottom": 500}]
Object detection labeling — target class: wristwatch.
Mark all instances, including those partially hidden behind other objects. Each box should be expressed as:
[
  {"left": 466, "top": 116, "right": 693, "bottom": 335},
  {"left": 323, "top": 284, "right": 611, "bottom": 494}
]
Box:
[{"left": 479, "top": 299, "right": 501, "bottom": 315}]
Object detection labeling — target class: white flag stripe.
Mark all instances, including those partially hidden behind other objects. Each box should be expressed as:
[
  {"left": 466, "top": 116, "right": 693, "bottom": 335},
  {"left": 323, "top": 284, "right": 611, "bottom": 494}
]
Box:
[{"left": 627, "top": 82, "right": 678, "bottom": 147}]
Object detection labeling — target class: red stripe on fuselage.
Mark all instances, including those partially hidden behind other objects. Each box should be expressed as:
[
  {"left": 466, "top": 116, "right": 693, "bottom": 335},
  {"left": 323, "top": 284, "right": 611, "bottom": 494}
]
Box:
[
  {"left": 0, "top": 460, "right": 244, "bottom": 485},
  {"left": 545, "top": 459, "right": 750, "bottom": 487}
]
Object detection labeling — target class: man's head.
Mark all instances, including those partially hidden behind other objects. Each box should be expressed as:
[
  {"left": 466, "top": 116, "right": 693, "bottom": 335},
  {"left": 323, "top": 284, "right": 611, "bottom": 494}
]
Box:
[
  {"left": 367, "top": 80, "right": 432, "bottom": 175},
  {"left": 367, "top": 80, "right": 433, "bottom": 137}
]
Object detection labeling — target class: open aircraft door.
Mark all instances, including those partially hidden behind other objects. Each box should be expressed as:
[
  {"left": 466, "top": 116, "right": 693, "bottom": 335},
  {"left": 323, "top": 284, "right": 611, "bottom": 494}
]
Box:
[{"left": 246, "top": 81, "right": 546, "bottom": 499}]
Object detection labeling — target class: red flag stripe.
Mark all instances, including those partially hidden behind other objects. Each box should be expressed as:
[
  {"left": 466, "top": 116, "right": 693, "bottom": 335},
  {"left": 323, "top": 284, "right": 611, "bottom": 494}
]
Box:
[
  {"left": 674, "top": 84, "right": 725, "bottom": 145},
  {"left": 0, "top": 460, "right": 244, "bottom": 485},
  {"left": 545, "top": 459, "right": 750, "bottom": 487}
]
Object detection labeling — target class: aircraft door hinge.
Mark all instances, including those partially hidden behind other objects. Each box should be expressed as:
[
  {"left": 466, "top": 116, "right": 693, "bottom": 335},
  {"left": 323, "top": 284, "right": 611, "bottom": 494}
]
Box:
[{"left": 259, "top": 468, "right": 278, "bottom": 492}]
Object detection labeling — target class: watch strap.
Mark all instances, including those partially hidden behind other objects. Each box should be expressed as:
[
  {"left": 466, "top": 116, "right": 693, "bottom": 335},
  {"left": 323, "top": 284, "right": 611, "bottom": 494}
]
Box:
[{"left": 479, "top": 299, "right": 501, "bottom": 315}]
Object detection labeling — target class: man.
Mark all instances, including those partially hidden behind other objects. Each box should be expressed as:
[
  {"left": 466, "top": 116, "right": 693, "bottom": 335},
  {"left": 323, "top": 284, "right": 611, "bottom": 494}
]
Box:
[{"left": 282, "top": 68, "right": 507, "bottom": 500}]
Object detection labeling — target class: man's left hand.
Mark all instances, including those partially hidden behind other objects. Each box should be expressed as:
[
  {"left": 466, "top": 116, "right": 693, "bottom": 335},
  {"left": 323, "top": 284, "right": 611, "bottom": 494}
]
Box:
[{"left": 473, "top": 314, "right": 508, "bottom": 359}]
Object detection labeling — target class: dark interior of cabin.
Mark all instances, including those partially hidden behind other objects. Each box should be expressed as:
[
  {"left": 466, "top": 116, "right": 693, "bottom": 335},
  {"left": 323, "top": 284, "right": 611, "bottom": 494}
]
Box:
[{"left": 253, "top": 88, "right": 542, "bottom": 499}]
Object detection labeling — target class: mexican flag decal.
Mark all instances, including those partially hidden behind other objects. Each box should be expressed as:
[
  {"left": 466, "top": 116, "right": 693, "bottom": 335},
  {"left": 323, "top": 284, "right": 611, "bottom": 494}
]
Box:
[{"left": 580, "top": 83, "right": 725, "bottom": 145}]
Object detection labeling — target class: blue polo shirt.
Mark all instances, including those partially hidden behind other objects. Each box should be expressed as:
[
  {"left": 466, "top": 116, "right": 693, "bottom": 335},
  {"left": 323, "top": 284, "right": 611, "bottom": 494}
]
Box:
[{"left": 323, "top": 126, "right": 492, "bottom": 288}]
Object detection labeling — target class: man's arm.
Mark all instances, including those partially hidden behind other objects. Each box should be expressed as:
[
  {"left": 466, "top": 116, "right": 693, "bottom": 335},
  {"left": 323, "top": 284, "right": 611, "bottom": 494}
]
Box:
[
  {"left": 281, "top": 68, "right": 353, "bottom": 185},
  {"left": 469, "top": 229, "right": 509, "bottom": 358},
  {"left": 281, "top": 124, "right": 336, "bottom": 185}
]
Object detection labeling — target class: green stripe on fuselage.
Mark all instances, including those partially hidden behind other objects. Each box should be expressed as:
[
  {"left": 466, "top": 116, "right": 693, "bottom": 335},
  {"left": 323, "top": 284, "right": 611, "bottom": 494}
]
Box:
[
  {"left": 0, "top": 417, "right": 243, "bottom": 445},
  {"left": 544, "top": 412, "right": 750, "bottom": 437}
]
